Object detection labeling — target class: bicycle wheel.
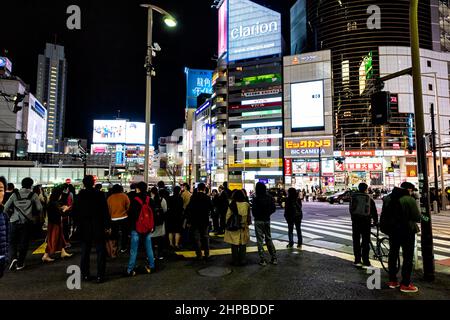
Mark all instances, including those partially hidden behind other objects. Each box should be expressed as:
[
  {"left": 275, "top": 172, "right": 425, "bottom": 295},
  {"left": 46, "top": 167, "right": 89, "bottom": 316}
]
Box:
[{"left": 378, "top": 237, "right": 400, "bottom": 274}]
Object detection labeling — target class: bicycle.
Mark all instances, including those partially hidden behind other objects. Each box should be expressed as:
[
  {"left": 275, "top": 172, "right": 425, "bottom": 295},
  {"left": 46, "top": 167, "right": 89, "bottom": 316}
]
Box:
[{"left": 369, "top": 224, "right": 400, "bottom": 273}]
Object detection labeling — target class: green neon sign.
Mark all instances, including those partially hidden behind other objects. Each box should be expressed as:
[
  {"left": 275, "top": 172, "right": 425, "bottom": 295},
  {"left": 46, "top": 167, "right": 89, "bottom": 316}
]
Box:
[{"left": 242, "top": 109, "right": 282, "bottom": 117}]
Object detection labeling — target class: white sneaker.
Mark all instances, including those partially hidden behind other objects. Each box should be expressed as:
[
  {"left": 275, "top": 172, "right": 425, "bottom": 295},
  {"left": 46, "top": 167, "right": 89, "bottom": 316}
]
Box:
[
  {"left": 16, "top": 264, "right": 25, "bottom": 271},
  {"left": 9, "top": 259, "right": 18, "bottom": 271}
]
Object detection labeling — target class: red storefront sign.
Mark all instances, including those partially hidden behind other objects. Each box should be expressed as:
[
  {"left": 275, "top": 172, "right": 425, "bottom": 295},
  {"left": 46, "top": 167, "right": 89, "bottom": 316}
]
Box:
[
  {"left": 343, "top": 150, "right": 375, "bottom": 157},
  {"left": 335, "top": 162, "right": 382, "bottom": 171},
  {"left": 284, "top": 158, "right": 292, "bottom": 176}
]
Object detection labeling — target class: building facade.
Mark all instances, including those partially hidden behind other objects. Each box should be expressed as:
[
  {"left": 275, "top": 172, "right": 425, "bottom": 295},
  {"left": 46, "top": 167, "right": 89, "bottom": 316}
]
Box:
[{"left": 36, "top": 43, "right": 68, "bottom": 153}]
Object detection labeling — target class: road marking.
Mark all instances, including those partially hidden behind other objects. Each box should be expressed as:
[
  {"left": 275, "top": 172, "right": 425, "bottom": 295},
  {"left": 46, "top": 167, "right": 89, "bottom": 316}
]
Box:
[{"left": 250, "top": 224, "right": 324, "bottom": 240}]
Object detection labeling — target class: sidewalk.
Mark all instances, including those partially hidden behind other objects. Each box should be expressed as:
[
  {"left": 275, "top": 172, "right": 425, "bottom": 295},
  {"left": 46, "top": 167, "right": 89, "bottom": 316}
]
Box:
[{"left": 1, "top": 237, "right": 450, "bottom": 300}]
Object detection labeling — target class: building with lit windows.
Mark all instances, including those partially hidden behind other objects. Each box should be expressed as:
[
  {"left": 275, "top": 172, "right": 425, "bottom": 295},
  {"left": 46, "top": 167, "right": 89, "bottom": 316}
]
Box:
[{"left": 36, "top": 43, "right": 68, "bottom": 153}]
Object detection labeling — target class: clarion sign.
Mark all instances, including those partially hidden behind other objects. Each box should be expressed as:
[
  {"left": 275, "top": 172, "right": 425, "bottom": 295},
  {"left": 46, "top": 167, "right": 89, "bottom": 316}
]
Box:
[{"left": 231, "top": 21, "right": 279, "bottom": 40}]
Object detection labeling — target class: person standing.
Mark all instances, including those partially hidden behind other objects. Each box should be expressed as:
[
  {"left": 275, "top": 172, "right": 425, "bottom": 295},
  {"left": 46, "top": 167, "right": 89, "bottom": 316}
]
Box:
[
  {"left": 0, "top": 177, "right": 9, "bottom": 278},
  {"left": 251, "top": 182, "right": 277, "bottom": 266},
  {"left": 72, "top": 175, "right": 111, "bottom": 283},
  {"left": 224, "top": 190, "right": 251, "bottom": 266},
  {"left": 2, "top": 183, "right": 15, "bottom": 205},
  {"left": 166, "top": 186, "right": 184, "bottom": 250},
  {"left": 126, "top": 182, "right": 155, "bottom": 276},
  {"left": 284, "top": 188, "right": 303, "bottom": 249},
  {"left": 107, "top": 184, "right": 130, "bottom": 256},
  {"left": 181, "top": 183, "right": 192, "bottom": 211},
  {"left": 42, "top": 188, "right": 72, "bottom": 262},
  {"left": 4, "top": 177, "right": 43, "bottom": 271},
  {"left": 185, "top": 183, "right": 214, "bottom": 261},
  {"left": 349, "top": 183, "right": 378, "bottom": 269},
  {"left": 211, "top": 189, "right": 220, "bottom": 234},
  {"left": 382, "top": 182, "right": 421, "bottom": 293},
  {"left": 216, "top": 185, "right": 229, "bottom": 235},
  {"left": 150, "top": 187, "right": 167, "bottom": 260}
]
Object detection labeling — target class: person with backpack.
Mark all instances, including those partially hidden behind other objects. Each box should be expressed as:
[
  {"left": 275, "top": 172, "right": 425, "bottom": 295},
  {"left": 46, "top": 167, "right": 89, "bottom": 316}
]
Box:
[
  {"left": 284, "top": 188, "right": 303, "bottom": 249},
  {"left": 150, "top": 187, "right": 167, "bottom": 260},
  {"left": 72, "top": 175, "right": 111, "bottom": 283},
  {"left": 251, "top": 182, "right": 278, "bottom": 266},
  {"left": 349, "top": 182, "right": 378, "bottom": 269},
  {"left": 0, "top": 176, "right": 9, "bottom": 278},
  {"left": 185, "top": 183, "right": 214, "bottom": 261},
  {"left": 224, "top": 190, "right": 251, "bottom": 266},
  {"left": 126, "top": 182, "right": 155, "bottom": 276},
  {"left": 3, "top": 177, "right": 43, "bottom": 271},
  {"left": 381, "top": 182, "right": 421, "bottom": 293}
]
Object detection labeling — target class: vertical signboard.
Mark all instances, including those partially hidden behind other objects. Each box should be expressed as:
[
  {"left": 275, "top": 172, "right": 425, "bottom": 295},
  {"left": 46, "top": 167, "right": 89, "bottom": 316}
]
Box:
[
  {"left": 218, "top": 0, "right": 228, "bottom": 60},
  {"left": 185, "top": 68, "right": 214, "bottom": 109},
  {"left": 291, "top": 80, "right": 324, "bottom": 132}
]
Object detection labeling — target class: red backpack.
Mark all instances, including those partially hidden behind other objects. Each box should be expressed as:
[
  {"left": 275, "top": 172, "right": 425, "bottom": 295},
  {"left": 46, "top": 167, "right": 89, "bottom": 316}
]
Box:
[{"left": 135, "top": 196, "right": 154, "bottom": 234}]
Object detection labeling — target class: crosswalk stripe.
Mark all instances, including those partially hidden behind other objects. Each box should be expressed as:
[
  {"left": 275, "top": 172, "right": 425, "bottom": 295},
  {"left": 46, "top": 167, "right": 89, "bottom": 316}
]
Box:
[{"left": 249, "top": 225, "right": 323, "bottom": 240}]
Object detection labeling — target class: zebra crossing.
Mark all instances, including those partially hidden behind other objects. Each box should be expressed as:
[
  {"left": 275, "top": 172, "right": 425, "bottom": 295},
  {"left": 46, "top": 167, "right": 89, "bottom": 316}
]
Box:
[{"left": 249, "top": 215, "right": 450, "bottom": 262}]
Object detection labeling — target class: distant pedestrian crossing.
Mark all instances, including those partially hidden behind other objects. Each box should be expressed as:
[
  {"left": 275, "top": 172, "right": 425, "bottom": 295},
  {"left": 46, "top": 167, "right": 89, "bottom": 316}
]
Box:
[{"left": 249, "top": 216, "right": 450, "bottom": 262}]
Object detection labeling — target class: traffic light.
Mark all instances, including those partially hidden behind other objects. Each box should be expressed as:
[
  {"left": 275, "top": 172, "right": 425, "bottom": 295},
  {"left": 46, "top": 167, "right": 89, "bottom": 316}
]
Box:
[{"left": 371, "top": 91, "right": 391, "bottom": 125}]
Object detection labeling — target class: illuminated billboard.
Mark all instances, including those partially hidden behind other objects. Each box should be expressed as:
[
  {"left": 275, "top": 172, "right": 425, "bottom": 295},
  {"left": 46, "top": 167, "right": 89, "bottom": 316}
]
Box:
[
  {"left": 126, "top": 122, "right": 154, "bottom": 146},
  {"left": 93, "top": 120, "right": 127, "bottom": 144},
  {"left": 291, "top": 80, "right": 324, "bottom": 131},
  {"left": 228, "top": 0, "right": 282, "bottom": 62},
  {"left": 26, "top": 94, "right": 47, "bottom": 153},
  {"left": 185, "top": 68, "right": 213, "bottom": 109},
  {"left": 218, "top": 0, "right": 228, "bottom": 59}
]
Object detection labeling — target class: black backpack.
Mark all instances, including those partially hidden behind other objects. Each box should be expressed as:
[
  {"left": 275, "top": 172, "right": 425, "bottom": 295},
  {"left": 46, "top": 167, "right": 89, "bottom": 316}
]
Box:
[
  {"left": 350, "top": 193, "right": 370, "bottom": 217},
  {"left": 153, "top": 198, "right": 165, "bottom": 226},
  {"left": 226, "top": 201, "right": 242, "bottom": 231},
  {"left": 380, "top": 195, "right": 403, "bottom": 236}
]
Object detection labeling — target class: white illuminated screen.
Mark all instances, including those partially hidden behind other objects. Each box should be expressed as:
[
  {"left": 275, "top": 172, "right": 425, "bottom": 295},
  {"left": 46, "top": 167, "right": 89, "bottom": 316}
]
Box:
[
  {"left": 291, "top": 80, "right": 324, "bottom": 131},
  {"left": 93, "top": 120, "right": 127, "bottom": 144},
  {"left": 126, "top": 122, "right": 154, "bottom": 145}
]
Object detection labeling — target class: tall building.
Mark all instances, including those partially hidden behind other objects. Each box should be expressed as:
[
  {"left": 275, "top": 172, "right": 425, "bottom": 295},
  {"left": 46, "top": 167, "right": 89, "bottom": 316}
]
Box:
[
  {"left": 36, "top": 43, "right": 68, "bottom": 153},
  {"left": 285, "top": 0, "right": 450, "bottom": 189}
]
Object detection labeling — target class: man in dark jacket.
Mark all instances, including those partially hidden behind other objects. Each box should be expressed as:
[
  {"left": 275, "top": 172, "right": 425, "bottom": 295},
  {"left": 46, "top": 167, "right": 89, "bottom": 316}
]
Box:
[
  {"left": 349, "top": 182, "right": 378, "bottom": 269},
  {"left": 185, "top": 183, "right": 214, "bottom": 261},
  {"left": 72, "top": 175, "right": 111, "bottom": 283},
  {"left": 216, "top": 185, "right": 229, "bottom": 235},
  {"left": 252, "top": 182, "right": 277, "bottom": 266},
  {"left": 382, "top": 182, "right": 421, "bottom": 293}
]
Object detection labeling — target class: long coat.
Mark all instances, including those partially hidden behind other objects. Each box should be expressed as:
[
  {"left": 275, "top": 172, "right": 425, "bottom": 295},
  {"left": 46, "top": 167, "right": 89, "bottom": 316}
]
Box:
[
  {"left": 0, "top": 211, "right": 9, "bottom": 258},
  {"left": 224, "top": 201, "right": 251, "bottom": 245}
]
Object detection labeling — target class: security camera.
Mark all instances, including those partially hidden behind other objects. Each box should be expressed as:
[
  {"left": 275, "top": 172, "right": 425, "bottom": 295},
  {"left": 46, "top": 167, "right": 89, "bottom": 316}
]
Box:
[{"left": 153, "top": 43, "right": 161, "bottom": 52}]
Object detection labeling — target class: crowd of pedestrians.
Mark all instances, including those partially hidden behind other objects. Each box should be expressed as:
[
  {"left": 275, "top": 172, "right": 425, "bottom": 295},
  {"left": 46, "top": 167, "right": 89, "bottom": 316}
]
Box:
[{"left": 0, "top": 174, "right": 424, "bottom": 294}]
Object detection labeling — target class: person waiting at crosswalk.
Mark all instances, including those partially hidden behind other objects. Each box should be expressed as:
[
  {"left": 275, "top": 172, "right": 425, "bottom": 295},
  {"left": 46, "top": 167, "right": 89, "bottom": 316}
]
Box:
[
  {"left": 349, "top": 183, "right": 378, "bottom": 269},
  {"left": 284, "top": 188, "right": 303, "bottom": 249}
]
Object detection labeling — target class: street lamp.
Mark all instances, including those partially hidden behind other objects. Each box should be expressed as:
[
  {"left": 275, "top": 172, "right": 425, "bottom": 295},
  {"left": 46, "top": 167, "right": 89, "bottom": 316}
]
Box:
[
  {"left": 342, "top": 131, "right": 359, "bottom": 189},
  {"left": 141, "top": 4, "right": 177, "bottom": 185}
]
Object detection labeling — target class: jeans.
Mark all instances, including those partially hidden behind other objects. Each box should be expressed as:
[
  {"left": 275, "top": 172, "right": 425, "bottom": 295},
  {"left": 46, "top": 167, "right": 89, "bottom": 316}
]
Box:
[
  {"left": 9, "top": 222, "right": 32, "bottom": 267},
  {"left": 389, "top": 232, "right": 416, "bottom": 286},
  {"left": 351, "top": 217, "right": 371, "bottom": 265},
  {"left": 80, "top": 241, "right": 106, "bottom": 279},
  {"left": 287, "top": 216, "right": 303, "bottom": 246},
  {"left": 127, "top": 230, "right": 155, "bottom": 273},
  {"left": 192, "top": 225, "right": 209, "bottom": 258},
  {"left": 254, "top": 221, "right": 276, "bottom": 261}
]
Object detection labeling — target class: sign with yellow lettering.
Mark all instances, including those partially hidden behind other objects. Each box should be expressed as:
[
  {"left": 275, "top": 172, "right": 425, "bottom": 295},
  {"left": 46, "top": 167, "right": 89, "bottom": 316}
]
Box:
[{"left": 284, "top": 136, "right": 334, "bottom": 158}]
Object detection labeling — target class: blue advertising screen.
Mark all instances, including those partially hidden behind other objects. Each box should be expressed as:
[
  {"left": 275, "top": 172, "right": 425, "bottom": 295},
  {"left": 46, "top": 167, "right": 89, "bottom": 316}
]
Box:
[
  {"left": 185, "top": 68, "right": 213, "bottom": 109},
  {"left": 228, "top": 0, "right": 282, "bottom": 62}
]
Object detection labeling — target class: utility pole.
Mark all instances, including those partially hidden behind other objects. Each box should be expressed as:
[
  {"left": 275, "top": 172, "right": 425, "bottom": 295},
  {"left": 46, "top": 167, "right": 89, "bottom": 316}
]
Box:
[
  {"left": 318, "top": 149, "right": 322, "bottom": 191},
  {"left": 410, "top": 0, "right": 435, "bottom": 281}
]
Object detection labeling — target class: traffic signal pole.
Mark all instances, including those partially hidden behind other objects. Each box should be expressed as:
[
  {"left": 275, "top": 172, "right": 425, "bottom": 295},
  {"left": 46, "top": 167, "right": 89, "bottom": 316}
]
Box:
[{"left": 410, "top": 0, "right": 435, "bottom": 281}]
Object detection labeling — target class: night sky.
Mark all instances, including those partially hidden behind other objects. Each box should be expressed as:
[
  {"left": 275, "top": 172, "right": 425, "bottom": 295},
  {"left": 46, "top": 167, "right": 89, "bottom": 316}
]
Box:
[{"left": 1, "top": 0, "right": 292, "bottom": 144}]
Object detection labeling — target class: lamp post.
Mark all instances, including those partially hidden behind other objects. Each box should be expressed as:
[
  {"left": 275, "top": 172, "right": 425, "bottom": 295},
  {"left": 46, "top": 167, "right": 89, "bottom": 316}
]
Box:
[
  {"left": 141, "top": 4, "right": 177, "bottom": 185},
  {"left": 342, "top": 131, "right": 359, "bottom": 190}
]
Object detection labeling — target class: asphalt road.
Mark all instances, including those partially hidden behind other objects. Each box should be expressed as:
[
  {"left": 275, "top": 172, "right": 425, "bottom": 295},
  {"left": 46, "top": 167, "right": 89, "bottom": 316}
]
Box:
[{"left": 1, "top": 201, "right": 450, "bottom": 301}]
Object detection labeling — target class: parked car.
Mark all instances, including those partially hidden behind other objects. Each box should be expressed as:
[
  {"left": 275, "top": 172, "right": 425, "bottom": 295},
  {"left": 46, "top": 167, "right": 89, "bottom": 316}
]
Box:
[
  {"left": 317, "top": 192, "right": 334, "bottom": 202},
  {"left": 327, "top": 190, "right": 352, "bottom": 204}
]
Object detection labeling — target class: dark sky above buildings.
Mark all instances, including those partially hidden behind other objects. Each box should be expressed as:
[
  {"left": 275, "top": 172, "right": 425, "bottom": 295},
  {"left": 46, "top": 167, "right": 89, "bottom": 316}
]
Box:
[{"left": 1, "top": 0, "right": 293, "bottom": 143}]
